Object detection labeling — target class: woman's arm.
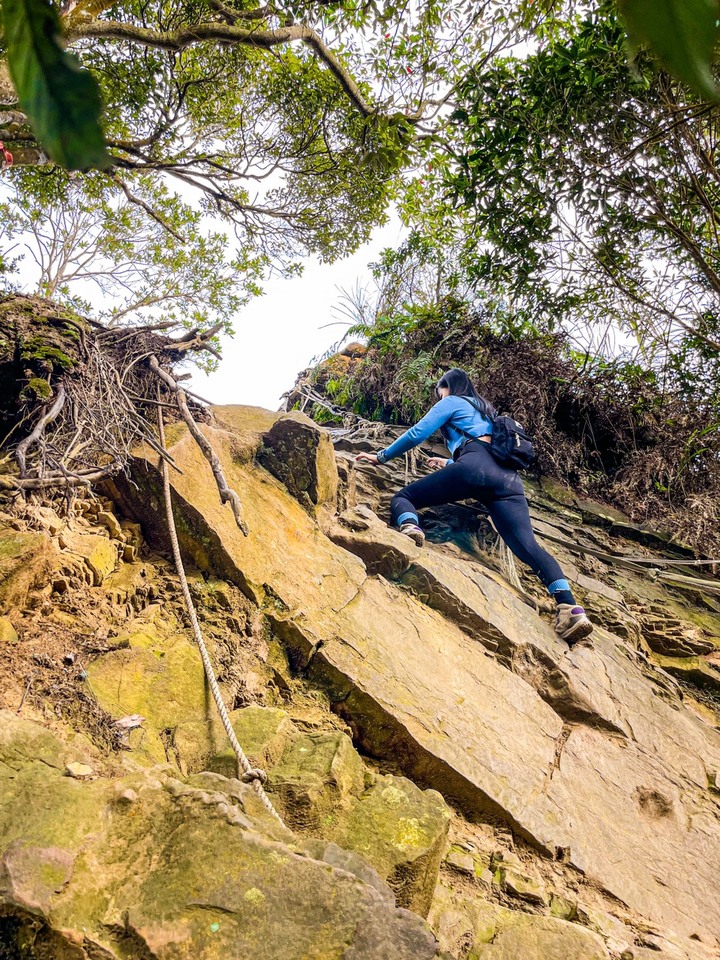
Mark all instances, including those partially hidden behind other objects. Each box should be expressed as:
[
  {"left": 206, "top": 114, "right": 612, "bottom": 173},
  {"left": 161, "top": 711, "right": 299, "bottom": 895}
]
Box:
[{"left": 375, "top": 397, "right": 456, "bottom": 463}]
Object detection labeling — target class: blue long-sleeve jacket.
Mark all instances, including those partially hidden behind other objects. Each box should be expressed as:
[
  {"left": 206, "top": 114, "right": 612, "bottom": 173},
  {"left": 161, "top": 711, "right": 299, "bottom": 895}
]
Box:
[{"left": 377, "top": 396, "right": 493, "bottom": 463}]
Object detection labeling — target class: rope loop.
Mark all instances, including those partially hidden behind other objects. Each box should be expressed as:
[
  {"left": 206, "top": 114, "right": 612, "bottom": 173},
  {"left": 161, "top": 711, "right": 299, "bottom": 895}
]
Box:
[{"left": 241, "top": 768, "right": 268, "bottom": 784}]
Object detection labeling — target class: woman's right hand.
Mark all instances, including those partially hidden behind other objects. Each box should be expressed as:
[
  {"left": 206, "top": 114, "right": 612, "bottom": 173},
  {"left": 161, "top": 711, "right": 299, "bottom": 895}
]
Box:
[{"left": 426, "top": 456, "right": 450, "bottom": 470}]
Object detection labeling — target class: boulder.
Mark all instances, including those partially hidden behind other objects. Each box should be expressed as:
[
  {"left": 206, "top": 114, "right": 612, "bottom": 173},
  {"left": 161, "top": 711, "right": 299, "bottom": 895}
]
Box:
[
  {"left": 0, "top": 522, "right": 54, "bottom": 612},
  {"left": 0, "top": 712, "right": 441, "bottom": 960},
  {"left": 58, "top": 527, "right": 118, "bottom": 585},
  {"left": 207, "top": 705, "right": 297, "bottom": 779},
  {"left": 269, "top": 730, "right": 366, "bottom": 831},
  {"left": 259, "top": 411, "right": 338, "bottom": 510},
  {"left": 325, "top": 774, "right": 452, "bottom": 916}
]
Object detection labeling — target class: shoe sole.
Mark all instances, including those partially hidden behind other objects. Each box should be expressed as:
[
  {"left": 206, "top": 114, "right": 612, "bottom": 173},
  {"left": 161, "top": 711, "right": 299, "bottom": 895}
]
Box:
[
  {"left": 405, "top": 532, "right": 425, "bottom": 548},
  {"left": 561, "top": 619, "right": 594, "bottom": 644},
  {"left": 399, "top": 528, "right": 425, "bottom": 547}
]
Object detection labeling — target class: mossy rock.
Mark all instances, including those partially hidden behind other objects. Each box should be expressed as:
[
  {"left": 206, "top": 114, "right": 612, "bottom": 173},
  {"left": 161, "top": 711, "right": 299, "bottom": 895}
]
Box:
[
  {"left": 86, "top": 628, "right": 227, "bottom": 770},
  {"left": 269, "top": 730, "right": 365, "bottom": 831},
  {"left": 207, "top": 705, "right": 297, "bottom": 779},
  {"left": 0, "top": 713, "right": 439, "bottom": 960},
  {"left": 327, "top": 774, "right": 452, "bottom": 916},
  {"left": 650, "top": 653, "right": 720, "bottom": 695},
  {"left": 468, "top": 914, "right": 611, "bottom": 960}
]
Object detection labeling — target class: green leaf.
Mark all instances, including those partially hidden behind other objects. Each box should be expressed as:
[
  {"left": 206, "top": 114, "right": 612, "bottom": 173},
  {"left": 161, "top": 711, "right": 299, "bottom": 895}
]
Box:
[
  {"left": 2, "top": 0, "right": 110, "bottom": 169},
  {"left": 618, "top": 0, "right": 720, "bottom": 100}
]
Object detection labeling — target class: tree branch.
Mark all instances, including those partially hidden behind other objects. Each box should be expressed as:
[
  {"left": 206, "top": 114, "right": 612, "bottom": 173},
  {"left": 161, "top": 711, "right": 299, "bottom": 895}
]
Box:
[{"left": 69, "top": 20, "right": 376, "bottom": 118}]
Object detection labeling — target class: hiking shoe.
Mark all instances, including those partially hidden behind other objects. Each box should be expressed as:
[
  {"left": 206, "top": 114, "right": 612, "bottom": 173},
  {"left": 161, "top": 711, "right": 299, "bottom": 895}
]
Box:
[
  {"left": 555, "top": 604, "right": 594, "bottom": 645},
  {"left": 399, "top": 522, "right": 425, "bottom": 547}
]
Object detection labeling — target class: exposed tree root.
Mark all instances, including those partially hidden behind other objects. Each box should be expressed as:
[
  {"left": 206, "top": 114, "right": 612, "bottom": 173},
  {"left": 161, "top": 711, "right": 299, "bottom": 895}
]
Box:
[{"left": 0, "top": 294, "right": 248, "bottom": 530}]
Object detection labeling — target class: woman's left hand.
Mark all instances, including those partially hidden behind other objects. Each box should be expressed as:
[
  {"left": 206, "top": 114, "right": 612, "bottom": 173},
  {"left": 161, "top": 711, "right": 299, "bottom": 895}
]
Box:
[{"left": 355, "top": 452, "right": 379, "bottom": 464}]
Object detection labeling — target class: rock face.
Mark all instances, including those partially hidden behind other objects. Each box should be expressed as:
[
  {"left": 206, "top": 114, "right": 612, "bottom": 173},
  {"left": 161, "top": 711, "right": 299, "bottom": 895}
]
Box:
[
  {"left": 110, "top": 409, "right": 720, "bottom": 953},
  {"left": 0, "top": 711, "right": 439, "bottom": 960},
  {"left": 3, "top": 404, "right": 720, "bottom": 960}
]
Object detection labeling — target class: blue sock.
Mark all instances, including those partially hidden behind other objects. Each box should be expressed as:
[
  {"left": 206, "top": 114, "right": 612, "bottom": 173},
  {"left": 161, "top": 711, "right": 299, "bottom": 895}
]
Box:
[
  {"left": 397, "top": 511, "right": 419, "bottom": 527},
  {"left": 547, "top": 579, "right": 576, "bottom": 606}
]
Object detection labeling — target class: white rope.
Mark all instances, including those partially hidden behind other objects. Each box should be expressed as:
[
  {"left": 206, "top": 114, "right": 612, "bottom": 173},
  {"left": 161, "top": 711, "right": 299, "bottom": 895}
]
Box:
[{"left": 156, "top": 406, "right": 285, "bottom": 826}]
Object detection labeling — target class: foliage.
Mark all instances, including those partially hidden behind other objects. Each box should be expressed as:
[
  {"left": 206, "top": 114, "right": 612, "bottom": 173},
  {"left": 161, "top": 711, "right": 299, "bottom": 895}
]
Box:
[
  {"left": 0, "top": 170, "right": 262, "bottom": 349},
  {"left": 618, "top": 0, "right": 720, "bottom": 100},
  {"left": 1, "top": 0, "right": 109, "bottom": 169},
  {"left": 440, "top": 4, "right": 720, "bottom": 371}
]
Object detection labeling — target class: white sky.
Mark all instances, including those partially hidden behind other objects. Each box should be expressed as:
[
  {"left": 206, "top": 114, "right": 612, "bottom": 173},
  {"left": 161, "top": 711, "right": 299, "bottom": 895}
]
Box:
[{"left": 189, "top": 215, "right": 406, "bottom": 411}]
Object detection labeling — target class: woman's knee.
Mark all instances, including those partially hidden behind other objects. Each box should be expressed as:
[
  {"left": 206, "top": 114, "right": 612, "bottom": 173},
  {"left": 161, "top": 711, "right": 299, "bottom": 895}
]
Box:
[{"left": 392, "top": 487, "right": 414, "bottom": 506}]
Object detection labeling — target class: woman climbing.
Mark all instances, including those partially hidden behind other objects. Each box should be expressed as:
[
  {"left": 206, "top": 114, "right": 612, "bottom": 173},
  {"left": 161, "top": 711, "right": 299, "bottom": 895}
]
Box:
[{"left": 355, "top": 368, "right": 593, "bottom": 644}]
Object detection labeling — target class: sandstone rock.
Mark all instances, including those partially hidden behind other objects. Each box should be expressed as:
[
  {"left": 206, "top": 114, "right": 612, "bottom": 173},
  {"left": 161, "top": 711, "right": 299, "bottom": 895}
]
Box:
[
  {"left": 211, "top": 404, "right": 281, "bottom": 462},
  {"left": 97, "top": 509, "right": 123, "bottom": 540},
  {"left": 0, "top": 713, "right": 440, "bottom": 960},
  {"left": 0, "top": 616, "right": 18, "bottom": 644},
  {"left": 269, "top": 730, "right": 365, "bottom": 831},
  {"left": 550, "top": 894, "right": 578, "bottom": 920},
  {"left": 259, "top": 411, "right": 338, "bottom": 510},
  {"left": 110, "top": 407, "right": 720, "bottom": 950},
  {"left": 207, "top": 705, "right": 297, "bottom": 779},
  {"left": 445, "top": 849, "right": 476, "bottom": 875},
  {"left": 328, "top": 505, "right": 420, "bottom": 580},
  {"left": 499, "top": 864, "right": 548, "bottom": 905},
  {"left": 59, "top": 528, "right": 118, "bottom": 585},
  {"left": 0, "top": 523, "right": 54, "bottom": 613},
  {"left": 325, "top": 774, "right": 452, "bottom": 916},
  {"left": 471, "top": 913, "right": 611, "bottom": 960},
  {"left": 65, "top": 761, "right": 94, "bottom": 779},
  {"left": 111, "top": 420, "right": 366, "bottom": 618},
  {"left": 650, "top": 653, "right": 720, "bottom": 693},
  {"left": 86, "top": 626, "right": 227, "bottom": 770}
]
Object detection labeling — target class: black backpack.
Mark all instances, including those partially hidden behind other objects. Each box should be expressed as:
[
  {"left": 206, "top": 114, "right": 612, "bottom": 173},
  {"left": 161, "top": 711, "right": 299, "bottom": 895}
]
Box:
[
  {"left": 456, "top": 398, "right": 535, "bottom": 470},
  {"left": 488, "top": 414, "right": 535, "bottom": 470}
]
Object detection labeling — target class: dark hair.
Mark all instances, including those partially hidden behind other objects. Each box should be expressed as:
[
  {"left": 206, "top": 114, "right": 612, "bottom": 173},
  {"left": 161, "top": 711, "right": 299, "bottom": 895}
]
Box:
[{"left": 436, "top": 368, "right": 496, "bottom": 419}]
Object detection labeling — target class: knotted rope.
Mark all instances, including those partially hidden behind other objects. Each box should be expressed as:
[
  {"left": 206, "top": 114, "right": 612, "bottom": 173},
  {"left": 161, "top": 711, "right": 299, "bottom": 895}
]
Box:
[{"left": 156, "top": 406, "right": 285, "bottom": 826}]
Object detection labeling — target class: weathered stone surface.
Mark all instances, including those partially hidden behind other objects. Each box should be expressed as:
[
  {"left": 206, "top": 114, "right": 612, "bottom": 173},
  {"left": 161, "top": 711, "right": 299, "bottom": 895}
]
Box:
[
  {"left": 328, "top": 505, "right": 420, "bottom": 581},
  {"left": 208, "top": 705, "right": 297, "bottom": 779},
  {"left": 0, "top": 616, "right": 17, "bottom": 644},
  {"left": 112, "top": 421, "right": 365, "bottom": 625},
  {"left": 429, "top": 885, "right": 610, "bottom": 960},
  {"left": 326, "top": 774, "right": 452, "bottom": 916},
  {"left": 0, "top": 522, "right": 54, "bottom": 612},
  {"left": 211, "top": 404, "right": 281, "bottom": 461},
  {"left": 310, "top": 576, "right": 565, "bottom": 830},
  {"left": 269, "top": 730, "right": 366, "bottom": 831},
  {"left": 650, "top": 652, "right": 720, "bottom": 693},
  {"left": 58, "top": 528, "right": 118, "bottom": 585},
  {"left": 106, "top": 407, "right": 720, "bottom": 951},
  {"left": 471, "top": 914, "right": 611, "bottom": 960},
  {"left": 259, "top": 411, "right": 338, "bottom": 509},
  {"left": 86, "top": 625, "right": 227, "bottom": 770},
  {"left": 0, "top": 713, "right": 440, "bottom": 960}
]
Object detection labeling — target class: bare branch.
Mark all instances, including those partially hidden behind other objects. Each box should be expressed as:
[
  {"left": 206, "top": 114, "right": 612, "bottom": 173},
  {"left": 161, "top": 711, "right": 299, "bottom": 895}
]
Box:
[{"left": 149, "top": 355, "right": 249, "bottom": 535}]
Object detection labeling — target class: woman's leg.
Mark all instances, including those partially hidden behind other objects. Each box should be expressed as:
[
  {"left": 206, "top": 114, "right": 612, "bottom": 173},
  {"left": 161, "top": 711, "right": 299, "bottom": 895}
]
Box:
[
  {"left": 390, "top": 460, "right": 480, "bottom": 527},
  {"left": 487, "top": 492, "right": 574, "bottom": 601}
]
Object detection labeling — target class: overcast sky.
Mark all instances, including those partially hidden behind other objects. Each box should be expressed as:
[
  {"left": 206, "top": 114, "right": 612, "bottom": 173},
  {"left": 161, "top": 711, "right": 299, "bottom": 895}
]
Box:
[{"left": 189, "top": 215, "right": 405, "bottom": 412}]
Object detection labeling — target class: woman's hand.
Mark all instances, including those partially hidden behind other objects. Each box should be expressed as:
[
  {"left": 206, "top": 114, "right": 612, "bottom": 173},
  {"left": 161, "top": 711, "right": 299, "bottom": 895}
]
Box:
[
  {"left": 426, "top": 456, "right": 450, "bottom": 470},
  {"left": 355, "top": 452, "right": 379, "bottom": 464}
]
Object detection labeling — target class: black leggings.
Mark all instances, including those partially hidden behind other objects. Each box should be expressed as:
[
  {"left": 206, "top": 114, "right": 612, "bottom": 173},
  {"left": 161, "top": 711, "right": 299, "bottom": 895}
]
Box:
[{"left": 391, "top": 441, "right": 565, "bottom": 589}]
